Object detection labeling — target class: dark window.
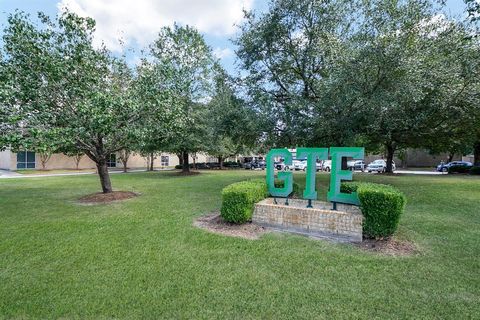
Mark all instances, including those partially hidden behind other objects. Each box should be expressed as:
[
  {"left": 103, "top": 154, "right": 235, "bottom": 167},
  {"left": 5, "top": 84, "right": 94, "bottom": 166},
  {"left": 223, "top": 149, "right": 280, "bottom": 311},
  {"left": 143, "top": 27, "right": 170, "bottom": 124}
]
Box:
[
  {"left": 17, "top": 151, "right": 36, "bottom": 169},
  {"left": 161, "top": 156, "right": 169, "bottom": 167},
  {"left": 107, "top": 154, "right": 116, "bottom": 168}
]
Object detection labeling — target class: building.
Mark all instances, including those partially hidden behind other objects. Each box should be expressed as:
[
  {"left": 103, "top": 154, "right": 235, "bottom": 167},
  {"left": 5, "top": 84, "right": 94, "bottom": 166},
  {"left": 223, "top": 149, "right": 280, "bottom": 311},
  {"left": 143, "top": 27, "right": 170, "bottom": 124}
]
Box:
[{"left": 0, "top": 149, "right": 210, "bottom": 171}]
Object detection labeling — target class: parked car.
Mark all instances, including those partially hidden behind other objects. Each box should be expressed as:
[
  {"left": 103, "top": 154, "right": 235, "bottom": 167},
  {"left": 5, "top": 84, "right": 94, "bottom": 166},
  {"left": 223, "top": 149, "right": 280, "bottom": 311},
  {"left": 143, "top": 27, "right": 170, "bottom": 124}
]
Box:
[
  {"left": 293, "top": 159, "right": 307, "bottom": 171},
  {"left": 366, "top": 159, "right": 396, "bottom": 173},
  {"left": 436, "top": 161, "right": 472, "bottom": 173},
  {"left": 275, "top": 161, "right": 285, "bottom": 170},
  {"left": 316, "top": 160, "right": 323, "bottom": 172},
  {"left": 248, "top": 160, "right": 265, "bottom": 170},
  {"left": 322, "top": 160, "right": 332, "bottom": 172},
  {"left": 347, "top": 160, "right": 366, "bottom": 172}
]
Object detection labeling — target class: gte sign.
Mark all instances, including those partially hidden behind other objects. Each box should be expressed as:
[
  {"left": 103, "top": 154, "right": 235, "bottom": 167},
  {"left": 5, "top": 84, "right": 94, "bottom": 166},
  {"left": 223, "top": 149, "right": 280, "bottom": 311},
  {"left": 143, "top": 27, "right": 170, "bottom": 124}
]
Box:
[{"left": 266, "top": 147, "right": 364, "bottom": 205}]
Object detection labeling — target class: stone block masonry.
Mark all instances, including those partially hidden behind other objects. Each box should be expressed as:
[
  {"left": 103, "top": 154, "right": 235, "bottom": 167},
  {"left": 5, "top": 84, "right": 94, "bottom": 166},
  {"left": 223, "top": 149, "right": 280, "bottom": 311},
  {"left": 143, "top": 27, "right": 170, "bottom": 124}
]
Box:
[{"left": 253, "top": 198, "right": 363, "bottom": 242}]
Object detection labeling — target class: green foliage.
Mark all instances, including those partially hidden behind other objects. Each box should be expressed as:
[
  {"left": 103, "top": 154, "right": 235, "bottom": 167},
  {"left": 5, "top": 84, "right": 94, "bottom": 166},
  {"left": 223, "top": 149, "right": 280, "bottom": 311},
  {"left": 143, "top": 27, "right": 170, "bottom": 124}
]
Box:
[
  {"left": 448, "top": 165, "right": 472, "bottom": 174},
  {"left": 342, "top": 181, "right": 406, "bottom": 238},
  {"left": 223, "top": 161, "right": 241, "bottom": 168},
  {"left": 236, "top": 0, "right": 480, "bottom": 168},
  {"left": 340, "top": 181, "right": 362, "bottom": 194},
  {"left": 220, "top": 179, "right": 268, "bottom": 224},
  {"left": 274, "top": 179, "right": 301, "bottom": 197},
  {"left": 470, "top": 166, "right": 480, "bottom": 175},
  {"left": 0, "top": 10, "right": 150, "bottom": 192},
  {"left": 149, "top": 24, "right": 216, "bottom": 169},
  {"left": 204, "top": 66, "right": 260, "bottom": 160}
]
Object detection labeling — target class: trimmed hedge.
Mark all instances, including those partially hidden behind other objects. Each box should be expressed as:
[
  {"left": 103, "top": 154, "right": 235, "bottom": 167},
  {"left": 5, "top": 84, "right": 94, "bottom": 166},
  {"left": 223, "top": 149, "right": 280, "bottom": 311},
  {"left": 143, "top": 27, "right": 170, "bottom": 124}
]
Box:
[
  {"left": 175, "top": 161, "right": 242, "bottom": 170},
  {"left": 342, "top": 181, "right": 406, "bottom": 238},
  {"left": 274, "top": 179, "right": 301, "bottom": 197},
  {"left": 220, "top": 179, "right": 268, "bottom": 224},
  {"left": 448, "top": 165, "right": 471, "bottom": 174},
  {"left": 470, "top": 166, "right": 480, "bottom": 175}
]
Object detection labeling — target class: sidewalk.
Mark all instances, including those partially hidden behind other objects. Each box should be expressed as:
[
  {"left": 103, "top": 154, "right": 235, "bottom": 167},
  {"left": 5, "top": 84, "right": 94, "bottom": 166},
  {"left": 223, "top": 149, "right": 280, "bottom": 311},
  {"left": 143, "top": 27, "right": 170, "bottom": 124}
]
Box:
[{"left": 0, "top": 168, "right": 173, "bottom": 179}]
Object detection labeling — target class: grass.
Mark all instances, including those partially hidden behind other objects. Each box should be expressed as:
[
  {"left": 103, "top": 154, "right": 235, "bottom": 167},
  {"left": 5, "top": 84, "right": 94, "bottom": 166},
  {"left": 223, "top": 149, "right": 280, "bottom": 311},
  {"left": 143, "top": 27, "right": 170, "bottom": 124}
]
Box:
[{"left": 0, "top": 170, "right": 479, "bottom": 319}]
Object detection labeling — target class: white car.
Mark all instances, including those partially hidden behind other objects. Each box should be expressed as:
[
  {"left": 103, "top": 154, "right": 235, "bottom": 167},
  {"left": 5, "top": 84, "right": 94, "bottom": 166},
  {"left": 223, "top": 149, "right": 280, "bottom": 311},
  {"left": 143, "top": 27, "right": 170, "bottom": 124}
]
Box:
[
  {"left": 322, "top": 160, "right": 332, "bottom": 172},
  {"left": 293, "top": 159, "right": 307, "bottom": 171},
  {"left": 367, "top": 159, "right": 396, "bottom": 173}
]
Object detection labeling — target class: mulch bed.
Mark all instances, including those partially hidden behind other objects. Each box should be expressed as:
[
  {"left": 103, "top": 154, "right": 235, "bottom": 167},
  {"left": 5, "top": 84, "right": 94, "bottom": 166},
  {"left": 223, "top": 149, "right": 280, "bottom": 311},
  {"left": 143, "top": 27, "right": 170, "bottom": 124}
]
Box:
[
  {"left": 355, "top": 237, "right": 418, "bottom": 256},
  {"left": 193, "top": 212, "right": 268, "bottom": 240},
  {"left": 194, "top": 213, "right": 417, "bottom": 255},
  {"left": 78, "top": 191, "right": 138, "bottom": 204}
]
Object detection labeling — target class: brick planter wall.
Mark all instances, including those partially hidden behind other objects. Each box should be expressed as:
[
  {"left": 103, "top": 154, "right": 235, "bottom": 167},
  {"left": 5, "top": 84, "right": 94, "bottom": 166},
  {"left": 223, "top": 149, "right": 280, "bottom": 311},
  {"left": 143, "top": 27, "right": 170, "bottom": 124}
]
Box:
[{"left": 253, "top": 198, "right": 363, "bottom": 242}]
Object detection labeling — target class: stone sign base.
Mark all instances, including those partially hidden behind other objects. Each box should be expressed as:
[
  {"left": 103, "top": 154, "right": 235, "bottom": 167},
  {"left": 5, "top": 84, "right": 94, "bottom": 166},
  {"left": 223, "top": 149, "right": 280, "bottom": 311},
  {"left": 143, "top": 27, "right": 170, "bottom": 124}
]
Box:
[{"left": 253, "top": 198, "right": 363, "bottom": 242}]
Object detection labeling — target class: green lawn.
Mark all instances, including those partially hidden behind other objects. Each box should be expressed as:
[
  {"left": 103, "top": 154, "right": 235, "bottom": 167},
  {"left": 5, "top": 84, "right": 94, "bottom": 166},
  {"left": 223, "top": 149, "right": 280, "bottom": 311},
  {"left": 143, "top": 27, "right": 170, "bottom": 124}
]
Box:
[{"left": 0, "top": 171, "right": 479, "bottom": 319}]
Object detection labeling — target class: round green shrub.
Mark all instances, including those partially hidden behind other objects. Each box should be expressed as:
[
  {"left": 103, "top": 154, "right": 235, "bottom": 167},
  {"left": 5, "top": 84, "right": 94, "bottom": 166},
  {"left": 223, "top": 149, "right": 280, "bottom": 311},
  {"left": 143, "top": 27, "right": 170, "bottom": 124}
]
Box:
[
  {"left": 220, "top": 179, "right": 268, "bottom": 224},
  {"left": 341, "top": 181, "right": 406, "bottom": 238}
]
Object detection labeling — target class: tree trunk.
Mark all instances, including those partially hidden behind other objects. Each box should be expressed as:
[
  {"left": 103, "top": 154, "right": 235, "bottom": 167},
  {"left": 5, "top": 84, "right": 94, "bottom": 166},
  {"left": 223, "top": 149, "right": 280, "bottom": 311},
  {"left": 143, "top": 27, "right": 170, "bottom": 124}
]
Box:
[
  {"left": 97, "top": 162, "right": 113, "bottom": 193},
  {"left": 74, "top": 154, "right": 82, "bottom": 170},
  {"left": 40, "top": 153, "right": 51, "bottom": 170},
  {"left": 474, "top": 141, "right": 480, "bottom": 166},
  {"left": 448, "top": 153, "right": 454, "bottom": 163},
  {"left": 218, "top": 156, "right": 224, "bottom": 170},
  {"left": 182, "top": 151, "right": 190, "bottom": 173},
  {"left": 177, "top": 153, "right": 183, "bottom": 166},
  {"left": 149, "top": 152, "right": 154, "bottom": 171},
  {"left": 120, "top": 151, "right": 130, "bottom": 173},
  {"left": 385, "top": 144, "right": 395, "bottom": 173}
]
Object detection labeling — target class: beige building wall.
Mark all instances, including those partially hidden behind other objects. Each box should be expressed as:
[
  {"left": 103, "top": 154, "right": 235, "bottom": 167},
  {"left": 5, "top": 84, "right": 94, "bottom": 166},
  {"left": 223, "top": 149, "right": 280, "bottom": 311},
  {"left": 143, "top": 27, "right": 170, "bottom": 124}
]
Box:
[
  {"left": 39, "top": 153, "right": 96, "bottom": 170},
  {"left": 1, "top": 148, "right": 466, "bottom": 171},
  {"left": 0, "top": 150, "right": 14, "bottom": 170},
  {"left": 0, "top": 150, "right": 213, "bottom": 171}
]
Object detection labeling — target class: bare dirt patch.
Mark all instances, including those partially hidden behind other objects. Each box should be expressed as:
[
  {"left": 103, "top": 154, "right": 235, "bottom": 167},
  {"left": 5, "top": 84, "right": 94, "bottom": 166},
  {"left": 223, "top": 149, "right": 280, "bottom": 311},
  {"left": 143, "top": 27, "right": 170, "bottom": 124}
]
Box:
[
  {"left": 78, "top": 191, "right": 138, "bottom": 204},
  {"left": 194, "top": 212, "right": 268, "bottom": 240},
  {"left": 355, "top": 237, "right": 418, "bottom": 256}
]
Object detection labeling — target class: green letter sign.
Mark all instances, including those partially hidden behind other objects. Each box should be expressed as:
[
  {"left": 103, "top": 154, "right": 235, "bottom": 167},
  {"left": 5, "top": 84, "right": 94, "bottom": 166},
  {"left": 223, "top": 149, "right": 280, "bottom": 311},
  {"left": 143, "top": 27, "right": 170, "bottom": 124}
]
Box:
[
  {"left": 265, "top": 147, "right": 364, "bottom": 205},
  {"left": 266, "top": 149, "right": 292, "bottom": 197},
  {"left": 327, "top": 147, "right": 365, "bottom": 205},
  {"left": 296, "top": 148, "right": 328, "bottom": 200}
]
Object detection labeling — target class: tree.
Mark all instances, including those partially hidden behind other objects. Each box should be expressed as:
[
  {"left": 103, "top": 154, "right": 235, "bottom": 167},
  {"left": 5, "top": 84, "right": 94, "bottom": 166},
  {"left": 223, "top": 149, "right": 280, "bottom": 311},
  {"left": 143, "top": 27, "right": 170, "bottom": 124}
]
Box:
[
  {"left": 28, "top": 130, "right": 62, "bottom": 170},
  {"left": 60, "top": 145, "right": 85, "bottom": 170},
  {"left": 132, "top": 56, "right": 182, "bottom": 172},
  {"left": 1, "top": 11, "right": 143, "bottom": 192},
  {"left": 205, "top": 66, "right": 260, "bottom": 168},
  {"left": 118, "top": 149, "right": 131, "bottom": 173},
  {"left": 235, "top": 0, "right": 355, "bottom": 148},
  {"left": 237, "top": 0, "right": 480, "bottom": 172},
  {"left": 342, "top": 0, "right": 479, "bottom": 172},
  {"left": 149, "top": 24, "right": 216, "bottom": 173}
]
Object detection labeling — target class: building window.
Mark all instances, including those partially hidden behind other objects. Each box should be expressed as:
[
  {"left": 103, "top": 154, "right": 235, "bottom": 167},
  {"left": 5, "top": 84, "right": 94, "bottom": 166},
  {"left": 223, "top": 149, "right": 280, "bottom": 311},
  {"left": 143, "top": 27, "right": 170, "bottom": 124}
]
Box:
[
  {"left": 17, "top": 151, "right": 36, "bottom": 169},
  {"left": 161, "top": 155, "right": 169, "bottom": 167},
  {"left": 107, "top": 154, "right": 116, "bottom": 168}
]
